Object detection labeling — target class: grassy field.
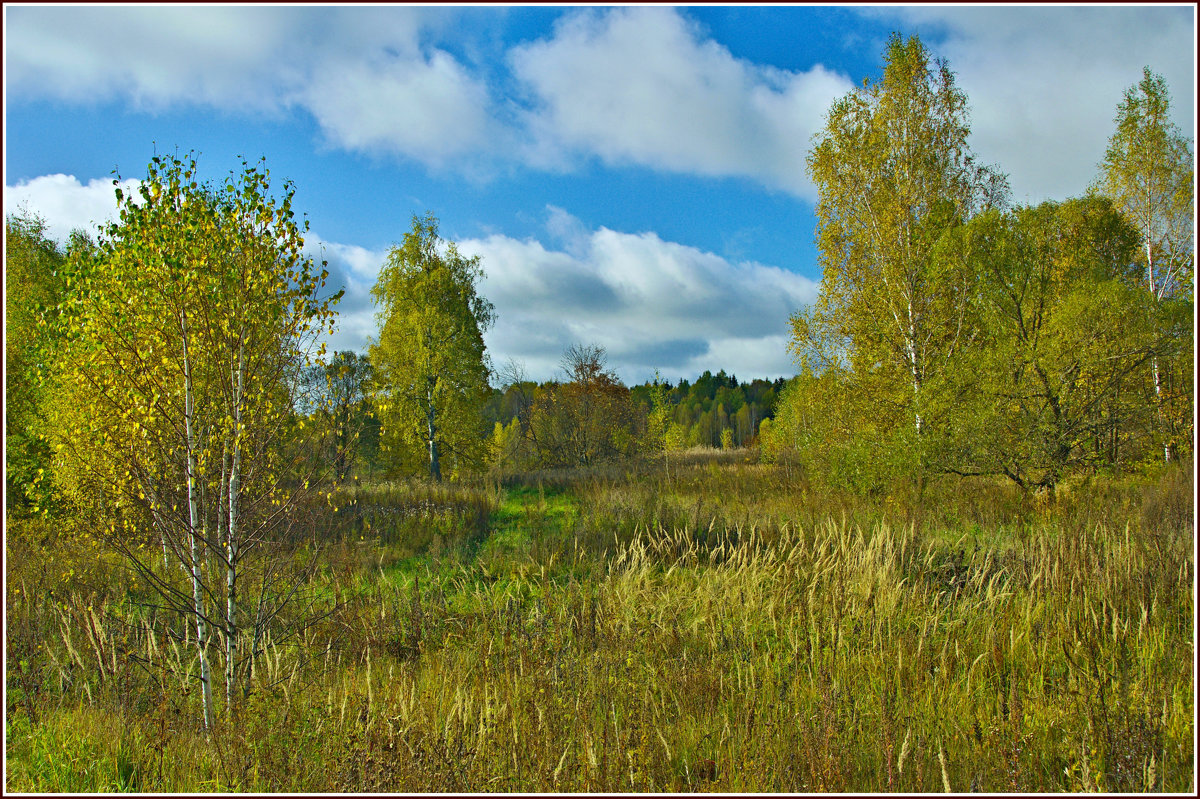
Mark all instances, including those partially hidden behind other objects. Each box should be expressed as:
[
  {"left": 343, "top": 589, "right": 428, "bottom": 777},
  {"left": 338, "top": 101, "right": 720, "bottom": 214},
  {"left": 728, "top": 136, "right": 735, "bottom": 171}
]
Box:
[{"left": 5, "top": 452, "right": 1195, "bottom": 792}]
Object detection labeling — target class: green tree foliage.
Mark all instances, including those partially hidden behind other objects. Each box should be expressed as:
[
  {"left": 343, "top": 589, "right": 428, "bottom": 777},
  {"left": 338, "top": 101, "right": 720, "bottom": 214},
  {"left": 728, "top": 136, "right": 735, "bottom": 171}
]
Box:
[
  {"left": 527, "top": 344, "right": 638, "bottom": 467},
  {"left": 645, "top": 370, "right": 672, "bottom": 456},
  {"left": 488, "top": 368, "right": 781, "bottom": 468},
  {"left": 5, "top": 212, "right": 69, "bottom": 515},
  {"left": 1096, "top": 67, "right": 1194, "bottom": 303},
  {"left": 940, "top": 198, "right": 1160, "bottom": 489},
  {"left": 1094, "top": 67, "right": 1195, "bottom": 462},
  {"left": 370, "top": 213, "right": 495, "bottom": 481},
  {"left": 487, "top": 417, "right": 527, "bottom": 472},
  {"left": 627, "top": 370, "right": 780, "bottom": 450},
  {"left": 801, "top": 33, "right": 1006, "bottom": 479},
  {"left": 764, "top": 369, "right": 916, "bottom": 495},
  {"left": 42, "top": 154, "right": 339, "bottom": 730},
  {"left": 484, "top": 361, "right": 540, "bottom": 472},
  {"left": 779, "top": 35, "right": 1191, "bottom": 496},
  {"left": 301, "top": 351, "right": 376, "bottom": 481}
]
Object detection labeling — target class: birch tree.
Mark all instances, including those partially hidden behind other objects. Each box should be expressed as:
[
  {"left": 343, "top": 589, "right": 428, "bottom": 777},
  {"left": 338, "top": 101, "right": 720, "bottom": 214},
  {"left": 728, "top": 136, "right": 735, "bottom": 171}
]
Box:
[
  {"left": 369, "top": 213, "right": 495, "bottom": 481},
  {"left": 5, "top": 212, "right": 69, "bottom": 515},
  {"left": 800, "top": 33, "right": 1006, "bottom": 479},
  {"left": 1095, "top": 67, "right": 1195, "bottom": 462},
  {"left": 44, "top": 154, "right": 339, "bottom": 730}
]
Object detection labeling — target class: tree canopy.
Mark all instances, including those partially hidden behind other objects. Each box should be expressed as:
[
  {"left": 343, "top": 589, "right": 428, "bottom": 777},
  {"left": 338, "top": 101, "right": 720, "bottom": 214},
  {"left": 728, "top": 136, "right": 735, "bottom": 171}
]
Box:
[
  {"left": 774, "top": 38, "right": 1193, "bottom": 493},
  {"left": 794, "top": 32, "right": 1007, "bottom": 485},
  {"left": 5, "top": 212, "right": 71, "bottom": 515},
  {"left": 1094, "top": 67, "right": 1195, "bottom": 463},
  {"left": 369, "top": 213, "right": 495, "bottom": 481},
  {"left": 41, "top": 153, "right": 339, "bottom": 729}
]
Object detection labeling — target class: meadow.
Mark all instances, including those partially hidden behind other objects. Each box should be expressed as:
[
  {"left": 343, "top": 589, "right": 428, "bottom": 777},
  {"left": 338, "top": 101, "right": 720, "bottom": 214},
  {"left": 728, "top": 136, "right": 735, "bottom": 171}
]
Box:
[{"left": 4, "top": 451, "right": 1195, "bottom": 793}]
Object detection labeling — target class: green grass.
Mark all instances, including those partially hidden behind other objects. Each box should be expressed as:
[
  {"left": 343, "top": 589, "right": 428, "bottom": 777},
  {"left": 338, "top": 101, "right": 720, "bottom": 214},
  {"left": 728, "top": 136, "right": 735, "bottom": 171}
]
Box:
[{"left": 6, "top": 458, "right": 1194, "bottom": 792}]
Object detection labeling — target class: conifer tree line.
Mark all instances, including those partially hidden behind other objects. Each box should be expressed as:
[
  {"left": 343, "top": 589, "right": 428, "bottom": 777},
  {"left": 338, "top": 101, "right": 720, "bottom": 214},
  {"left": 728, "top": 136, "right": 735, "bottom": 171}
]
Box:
[
  {"left": 481, "top": 359, "right": 785, "bottom": 473},
  {"left": 295, "top": 347, "right": 785, "bottom": 480}
]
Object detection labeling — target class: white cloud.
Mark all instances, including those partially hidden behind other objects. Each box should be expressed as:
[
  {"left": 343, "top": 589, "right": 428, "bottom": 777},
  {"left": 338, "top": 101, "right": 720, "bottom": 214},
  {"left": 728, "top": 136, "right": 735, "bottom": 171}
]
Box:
[
  {"left": 459, "top": 208, "right": 817, "bottom": 382},
  {"left": 5, "top": 6, "right": 1193, "bottom": 201},
  {"left": 7, "top": 6, "right": 848, "bottom": 190},
  {"left": 3, "top": 173, "right": 140, "bottom": 243},
  {"left": 302, "top": 50, "right": 495, "bottom": 165},
  {"left": 5, "top": 174, "right": 810, "bottom": 381},
  {"left": 4, "top": 6, "right": 495, "bottom": 164},
  {"left": 510, "top": 7, "right": 853, "bottom": 196},
  {"left": 301, "top": 234, "right": 388, "bottom": 355},
  {"left": 4, "top": 6, "right": 303, "bottom": 110},
  {"left": 11, "top": 6, "right": 850, "bottom": 188},
  {"left": 866, "top": 6, "right": 1195, "bottom": 203}
]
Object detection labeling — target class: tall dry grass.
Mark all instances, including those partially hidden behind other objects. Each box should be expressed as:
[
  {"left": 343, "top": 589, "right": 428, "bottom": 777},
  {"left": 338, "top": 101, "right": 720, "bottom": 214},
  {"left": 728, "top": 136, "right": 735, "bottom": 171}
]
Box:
[{"left": 6, "top": 460, "right": 1193, "bottom": 792}]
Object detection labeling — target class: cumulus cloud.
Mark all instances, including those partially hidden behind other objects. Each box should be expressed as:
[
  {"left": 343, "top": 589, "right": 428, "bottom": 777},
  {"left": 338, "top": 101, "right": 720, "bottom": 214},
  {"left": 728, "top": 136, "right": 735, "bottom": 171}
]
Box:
[
  {"left": 6, "top": 6, "right": 850, "bottom": 190},
  {"left": 4, "top": 6, "right": 305, "bottom": 110},
  {"left": 866, "top": 6, "right": 1195, "bottom": 203},
  {"left": 459, "top": 208, "right": 817, "bottom": 383},
  {"left": 302, "top": 50, "right": 495, "bottom": 165},
  {"left": 4, "top": 6, "right": 497, "bottom": 165},
  {"left": 510, "top": 7, "right": 853, "bottom": 196},
  {"left": 3, "top": 173, "right": 139, "bottom": 243},
  {"left": 6, "top": 6, "right": 849, "bottom": 190},
  {"left": 291, "top": 211, "right": 821, "bottom": 383},
  {"left": 6, "top": 173, "right": 811, "bottom": 381},
  {"left": 5, "top": 6, "right": 1193, "bottom": 201},
  {"left": 302, "top": 234, "right": 387, "bottom": 355}
]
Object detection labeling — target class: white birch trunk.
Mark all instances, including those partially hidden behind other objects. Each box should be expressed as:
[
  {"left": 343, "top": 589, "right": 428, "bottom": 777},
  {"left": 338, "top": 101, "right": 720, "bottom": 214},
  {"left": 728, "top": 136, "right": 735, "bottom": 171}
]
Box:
[
  {"left": 905, "top": 295, "right": 923, "bottom": 438},
  {"left": 427, "top": 389, "right": 441, "bottom": 482},
  {"left": 1146, "top": 223, "right": 1171, "bottom": 463},
  {"left": 908, "top": 339, "right": 923, "bottom": 436},
  {"left": 181, "top": 309, "right": 216, "bottom": 732},
  {"left": 161, "top": 527, "right": 171, "bottom": 576},
  {"left": 225, "top": 344, "right": 244, "bottom": 714}
]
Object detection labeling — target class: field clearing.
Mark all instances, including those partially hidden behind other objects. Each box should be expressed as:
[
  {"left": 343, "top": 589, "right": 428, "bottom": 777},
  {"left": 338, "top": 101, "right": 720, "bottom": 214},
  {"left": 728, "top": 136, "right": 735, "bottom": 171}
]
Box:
[{"left": 5, "top": 455, "right": 1195, "bottom": 792}]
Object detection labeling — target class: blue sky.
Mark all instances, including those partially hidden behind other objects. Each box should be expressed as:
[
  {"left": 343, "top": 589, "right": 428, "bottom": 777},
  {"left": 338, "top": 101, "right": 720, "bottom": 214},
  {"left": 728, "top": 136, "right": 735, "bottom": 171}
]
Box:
[{"left": 4, "top": 4, "right": 1195, "bottom": 384}]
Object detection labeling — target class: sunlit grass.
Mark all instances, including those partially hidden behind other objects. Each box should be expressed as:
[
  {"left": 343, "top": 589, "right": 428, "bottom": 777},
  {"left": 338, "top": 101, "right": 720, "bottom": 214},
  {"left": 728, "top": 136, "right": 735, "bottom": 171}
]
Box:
[{"left": 6, "top": 459, "right": 1194, "bottom": 792}]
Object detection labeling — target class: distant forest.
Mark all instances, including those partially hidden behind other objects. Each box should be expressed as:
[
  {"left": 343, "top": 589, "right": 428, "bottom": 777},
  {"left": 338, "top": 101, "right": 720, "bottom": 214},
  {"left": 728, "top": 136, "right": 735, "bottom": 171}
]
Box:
[{"left": 306, "top": 348, "right": 785, "bottom": 482}]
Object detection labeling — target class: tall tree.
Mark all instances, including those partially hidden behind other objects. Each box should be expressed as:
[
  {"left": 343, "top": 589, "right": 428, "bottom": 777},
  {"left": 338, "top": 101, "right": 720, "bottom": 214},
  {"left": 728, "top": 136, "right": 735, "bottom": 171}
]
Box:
[
  {"left": 4, "top": 212, "right": 69, "bottom": 515},
  {"left": 1094, "top": 67, "right": 1195, "bottom": 462},
  {"left": 941, "top": 198, "right": 1160, "bottom": 490},
  {"left": 44, "top": 154, "right": 339, "bottom": 730},
  {"left": 800, "top": 33, "right": 1007, "bottom": 479},
  {"left": 302, "top": 351, "right": 374, "bottom": 482},
  {"left": 528, "top": 344, "right": 637, "bottom": 468},
  {"left": 370, "top": 213, "right": 495, "bottom": 481}
]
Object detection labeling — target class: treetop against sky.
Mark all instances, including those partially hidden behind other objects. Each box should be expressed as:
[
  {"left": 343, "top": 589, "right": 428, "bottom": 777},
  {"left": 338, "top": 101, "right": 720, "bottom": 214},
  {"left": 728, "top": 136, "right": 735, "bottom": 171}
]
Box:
[{"left": 3, "top": 4, "right": 1194, "bottom": 383}]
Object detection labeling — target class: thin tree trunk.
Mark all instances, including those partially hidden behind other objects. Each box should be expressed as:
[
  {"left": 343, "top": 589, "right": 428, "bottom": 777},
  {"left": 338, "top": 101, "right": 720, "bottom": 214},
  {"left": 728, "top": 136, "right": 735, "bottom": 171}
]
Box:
[
  {"left": 181, "top": 309, "right": 215, "bottom": 732},
  {"left": 1146, "top": 229, "right": 1172, "bottom": 464},
  {"left": 244, "top": 575, "right": 270, "bottom": 700},
  {"left": 427, "top": 391, "right": 442, "bottom": 482},
  {"left": 218, "top": 441, "right": 228, "bottom": 700},
  {"left": 162, "top": 526, "right": 171, "bottom": 576},
  {"left": 226, "top": 342, "right": 245, "bottom": 716},
  {"left": 907, "top": 339, "right": 923, "bottom": 436}
]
